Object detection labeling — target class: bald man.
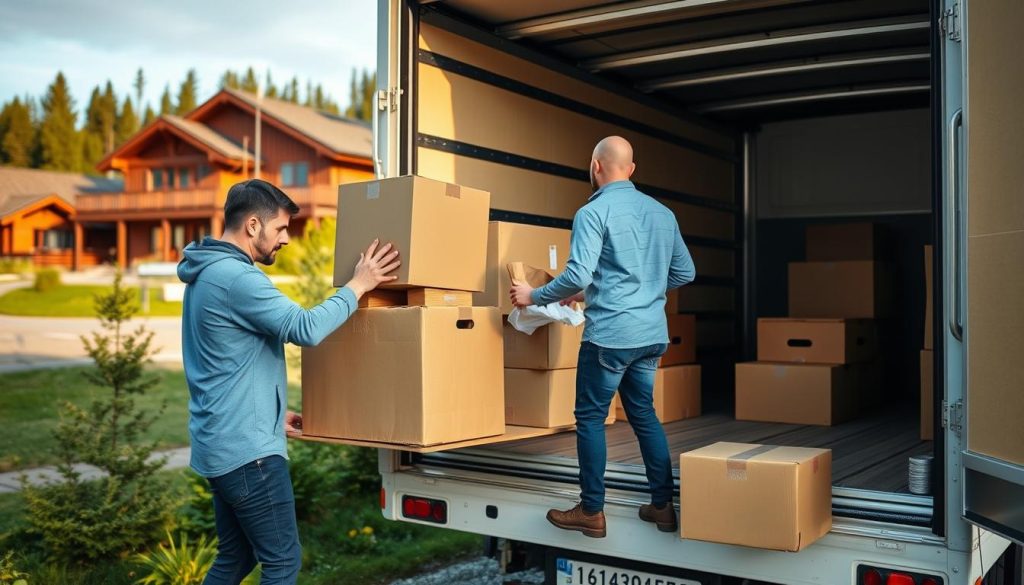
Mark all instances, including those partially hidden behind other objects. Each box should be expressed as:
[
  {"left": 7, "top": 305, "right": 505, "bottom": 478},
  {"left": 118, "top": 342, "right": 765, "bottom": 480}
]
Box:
[{"left": 511, "top": 136, "right": 695, "bottom": 538}]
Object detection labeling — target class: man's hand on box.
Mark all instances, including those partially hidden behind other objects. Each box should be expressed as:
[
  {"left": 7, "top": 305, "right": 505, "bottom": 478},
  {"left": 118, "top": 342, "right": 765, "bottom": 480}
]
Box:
[
  {"left": 347, "top": 239, "right": 401, "bottom": 298},
  {"left": 510, "top": 283, "right": 535, "bottom": 308},
  {"left": 285, "top": 410, "right": 303, "bottom": 438}
]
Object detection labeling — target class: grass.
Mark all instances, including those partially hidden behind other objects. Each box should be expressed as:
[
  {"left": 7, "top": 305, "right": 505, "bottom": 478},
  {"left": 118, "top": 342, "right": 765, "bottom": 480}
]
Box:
[
  {"left": 0, "top": 365, "right": 302, "bottom": 472},
  {"left": 0, "top": 284, "right": 183, "bottom": 317},
  {"left": 0, "top": 283, "right": 306, "bottom": 317}
]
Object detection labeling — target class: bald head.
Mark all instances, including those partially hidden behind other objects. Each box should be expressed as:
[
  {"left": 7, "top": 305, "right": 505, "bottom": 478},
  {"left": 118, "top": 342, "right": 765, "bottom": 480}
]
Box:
[{"left": 589, "top": 136, "right": 636, "bottom": 190}]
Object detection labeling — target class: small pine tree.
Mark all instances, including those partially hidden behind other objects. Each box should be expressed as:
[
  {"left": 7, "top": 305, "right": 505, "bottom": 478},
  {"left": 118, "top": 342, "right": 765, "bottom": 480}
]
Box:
[
  {"left": 177, "top": 69, "right": 198, "bottom": 115},
  {"left": 21, "top": 271, "right": 173, "bottom": 561},
  {"left": 143, "top": 105, "right": 156, "bottom": 127},
  {"left": 134, "top": 67, "right": 146, "bottom": 112},
  {"left": 241, "top": 67, "right": 259, "bottom": 93},
  {"left": 0, "top": 97, "right": 36, "bottom": 167},
  {"left": 159, "top": 85, "right": 173, "bottom": 116},
  {"left": 116, "top": 96, "right": 138, "bottom": 146},
  {"left": 38, "top": 72, "right": 82, "bottom": 171}
]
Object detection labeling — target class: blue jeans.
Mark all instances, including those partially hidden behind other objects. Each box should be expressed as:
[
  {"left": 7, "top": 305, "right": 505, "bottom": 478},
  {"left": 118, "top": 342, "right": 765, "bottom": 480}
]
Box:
[
  {"left": 203, "top": 455, "right": 301, "bottom": 585},
  {"left": 576, "top": 341, "right": 673, "bottom": 513}
]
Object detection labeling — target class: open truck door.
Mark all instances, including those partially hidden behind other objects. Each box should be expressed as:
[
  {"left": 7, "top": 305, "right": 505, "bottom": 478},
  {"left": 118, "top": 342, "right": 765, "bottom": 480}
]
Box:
[{"left": 948, "top": 0, "right": 1024, "bottom": 547}]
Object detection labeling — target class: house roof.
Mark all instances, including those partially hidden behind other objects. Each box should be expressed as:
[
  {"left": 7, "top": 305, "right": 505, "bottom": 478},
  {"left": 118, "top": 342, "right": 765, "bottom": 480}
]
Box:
[
  {"left": 162, "top": 115, "right": 253, "bottom": 160},
  {"left": 202, "top": 88, "right": 372, "bottom": 160},
  {"left": 0, "top": 167, "right": 121, "bottom": 218}
]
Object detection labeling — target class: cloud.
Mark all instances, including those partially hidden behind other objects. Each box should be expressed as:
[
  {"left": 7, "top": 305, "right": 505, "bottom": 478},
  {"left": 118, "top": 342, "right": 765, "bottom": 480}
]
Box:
[{"left": 0, "top": 0, "right": 376, "bottom": 114}]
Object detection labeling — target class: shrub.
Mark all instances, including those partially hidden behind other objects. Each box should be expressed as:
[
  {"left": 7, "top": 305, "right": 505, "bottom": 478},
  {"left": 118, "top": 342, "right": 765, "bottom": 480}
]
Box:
[
  {"left": 0, "top": 257, "right": 32, "bottom": 275},
  {"left": 21, "top": 271, "right": 174, "bottom": 562},
  {"left": 32, "top": 269, "right": 60, "bottom": 293},
  {"left": 133, "top": 531, "right": 216, "bottom": 585},
  {"left": 0, "top": 550, "right": 29, "bottom": 585},
  {"left": 175, "top": 471, "right": 215, "bottom": 540},
  {"left": 288, "top": 441, "right": 379, "bottom": 520}
]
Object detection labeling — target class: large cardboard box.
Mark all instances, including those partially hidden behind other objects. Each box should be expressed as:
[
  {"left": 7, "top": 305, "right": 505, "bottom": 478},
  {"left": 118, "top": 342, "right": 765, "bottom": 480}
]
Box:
[
  {"left": 735, "top": 362, "right": 863, "bottom": 426},
  {"left": 805, "top": 222, "right": 884, "bottom": 261},
  {"left": 476, "top": 222, "right": 571, "bottom": 314},
  {"left": 757, "top": 318, "right": 877, "bottom": 364},
  {"left": 334, "top": 175, "right": 490, "bottom": 291},
  {"left": 503, "top": 320, "right": 583, "bottom": 370},
  {"left": 666, "top": 288, "right": 680, "bottom": 314},
  {"left": 788, "top": 261, "right": 891, "bottom": 318},
  {"left": 924, "top": 245, "right": 933, "bottom": 350},
  {"left": 302, "top": 306, "right": 505, "bottom": 446},
  {"left": 662, "top": 314, "right": 697, "bottom": 366},
  {"left": 921, "top": 349, "right": 934, "bottom": 440},
  {"left": 680, "top": 442, "right": 832, "bottom": 552},
  {"left": 614, "top": 364, "right": 701, "bottom": 423},
  {"left": 504, "top": 368, "right": 576, "bottom": 428}
]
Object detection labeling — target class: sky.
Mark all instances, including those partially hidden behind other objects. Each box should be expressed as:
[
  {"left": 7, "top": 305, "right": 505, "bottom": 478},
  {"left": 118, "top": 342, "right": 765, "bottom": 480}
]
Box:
[{"left": 0, "top": 0, "right": 378, "bottom": 117}]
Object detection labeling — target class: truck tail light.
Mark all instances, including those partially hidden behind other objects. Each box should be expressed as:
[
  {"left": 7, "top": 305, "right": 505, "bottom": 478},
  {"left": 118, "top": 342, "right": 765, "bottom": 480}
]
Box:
[
  {"left": 857, "top": 565, "right": 944, "bottom": 585},
  {"left": 401, "top": 495, "right": 447, "bottom": 524}
]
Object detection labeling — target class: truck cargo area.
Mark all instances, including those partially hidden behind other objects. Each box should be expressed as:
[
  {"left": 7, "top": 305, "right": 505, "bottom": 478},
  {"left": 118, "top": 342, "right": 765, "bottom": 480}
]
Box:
[{"left": 390, "top": 0, "right": 941, "bottom": 529}]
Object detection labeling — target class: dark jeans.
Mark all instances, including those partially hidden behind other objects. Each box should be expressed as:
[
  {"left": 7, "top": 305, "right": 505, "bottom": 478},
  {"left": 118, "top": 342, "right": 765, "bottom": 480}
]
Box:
[
  {"left": 576, "top": 341, "right": 673, "bottom": 513},
  {"left": 203, "top": 455, "right": 301, "bottom": 585}
]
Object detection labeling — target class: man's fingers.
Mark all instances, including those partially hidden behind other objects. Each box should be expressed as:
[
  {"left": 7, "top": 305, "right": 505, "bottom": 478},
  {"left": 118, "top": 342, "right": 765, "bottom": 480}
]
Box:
[
  {"left": 365, "top": 238, "right": 380, "bottom": 259},
  {"left": 380, "top": 260, "right": 402, "bottom": 274},
  {"left": 371, "top": 242, "right": 393, "bottom": 262}
]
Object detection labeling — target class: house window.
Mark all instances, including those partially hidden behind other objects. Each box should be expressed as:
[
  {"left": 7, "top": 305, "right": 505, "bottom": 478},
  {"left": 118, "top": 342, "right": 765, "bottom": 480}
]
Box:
[
  {"left": 178, "top": 168, "right": 191, "bottom": 189},
  {"left": 166, "top": 168, "right": 176, "bottom": 189},
  {"left": 44, "top": 230, "right": 73, "bottom": 250},
  {"left": 152, "top": 169, "right": 164, "bottom": 189},
  {"left": 197, "top": 164, "right": 210, "bottom": 183},
  {"left": 280, "top": 162, "right": 309, "bottom": 187},
  {"left": 173, "top": 225, "right": 185, "bottom": 251}
]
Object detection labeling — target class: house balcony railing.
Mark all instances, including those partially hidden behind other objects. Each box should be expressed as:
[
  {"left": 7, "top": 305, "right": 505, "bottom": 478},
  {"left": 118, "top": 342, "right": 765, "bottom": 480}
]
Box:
[{"left": 75, "top": 185, "right": 339, "bottom": 215}]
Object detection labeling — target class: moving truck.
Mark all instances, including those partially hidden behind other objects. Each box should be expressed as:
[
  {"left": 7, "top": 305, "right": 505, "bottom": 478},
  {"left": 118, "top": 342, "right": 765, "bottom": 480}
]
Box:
[{"left": 359, "top": 1, "right": 1024, "bottom": 582}]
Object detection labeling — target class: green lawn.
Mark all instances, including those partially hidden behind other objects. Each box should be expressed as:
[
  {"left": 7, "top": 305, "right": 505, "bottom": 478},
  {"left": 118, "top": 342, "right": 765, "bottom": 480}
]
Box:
[
  {"left": 0, "top": 284, "right": 183, "bottom": 317},
  {"left": 0, "top": 283, "right": 305, "bottom": 317}
]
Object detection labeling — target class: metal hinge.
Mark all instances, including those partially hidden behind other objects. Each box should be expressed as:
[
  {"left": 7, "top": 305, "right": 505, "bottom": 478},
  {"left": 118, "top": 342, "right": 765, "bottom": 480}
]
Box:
[
  {"left": 942, "top": 399, "right": 964, "bottom": 437},
  {"left": 377, "top": 87, "right": 404, "bottom": 113},
  {"left": 939, "top": 2, "right": 962, "bottom": 42}
]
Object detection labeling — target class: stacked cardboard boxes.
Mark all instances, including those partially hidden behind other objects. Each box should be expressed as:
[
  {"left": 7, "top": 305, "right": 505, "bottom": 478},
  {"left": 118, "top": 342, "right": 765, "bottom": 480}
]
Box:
[
  {"left": 612, "top": 290, "right": 702, "bottom": 424},
  {"left": 921, "top": 245, "right": 934, "bottom": 440},
  {"left": 499, "top": 232, "right": 590, "bottom": 428},
  {"left": 303, "top": 176, "right": 505, "bottom": 446},
  {"left": 736, "top": 223, "right": 887, "bottom": 426}
]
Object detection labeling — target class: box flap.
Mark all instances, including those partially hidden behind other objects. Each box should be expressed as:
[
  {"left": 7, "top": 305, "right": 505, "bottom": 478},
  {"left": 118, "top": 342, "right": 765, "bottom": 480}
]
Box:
[{"left": 507, "top": 261, "right": 554, "bottom": 288}]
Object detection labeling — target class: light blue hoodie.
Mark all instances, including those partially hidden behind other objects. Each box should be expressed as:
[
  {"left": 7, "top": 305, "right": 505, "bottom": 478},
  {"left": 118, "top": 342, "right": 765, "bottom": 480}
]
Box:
[{"left": 178, "top": 237, "right": 357, "bottom": 477}]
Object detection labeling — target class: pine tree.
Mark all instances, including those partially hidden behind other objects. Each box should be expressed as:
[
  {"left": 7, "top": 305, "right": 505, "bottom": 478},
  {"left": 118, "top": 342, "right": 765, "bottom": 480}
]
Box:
[
  {"left": 21, "top": 271, "right": 173, "bottom": 561},
  {"left": 345, "top": 69, "right": 376, "bottom": 121},
  {"left": 116, "top": 96, "right": 138, "bottom": 146},
  {"left": 176, "top": 69, "right": 198, "bottom": 115},
  {"left": 159, "top": 85, "right": 173, "bottom": 116},
  {"left": 133, "top": 68, "right": 145, "bottom": 113},
  {"left": 303, "top": 80, "right": 314, "bottom": 107},
  {"left": 0, "top": 97, "right": 37, "bottom": 167},
  {"left": 361, "top": 70, "right": 376, "bottom": 121},
  {"left": 101, "top": 80, "right": 117, "bottom": 152},
  {"left": 143, "top": 105, "right": 156, "bottom": 127},
  {"left": 241, "top": 67, "right": 258, "bottom": 93},
  {"left": 38, "top": 72, "right": 82, "bottom": 171},
  {"left": 82, "top": 86, "right": 106, "bottom": 171},
  {"left": 346, "top": 69, "right": 359, "bottom": 119},
  {"left": 287, "top": 77, "right": 300, "bottom": 103},
  {"left": 220, "top": 69, "right": 240, "bottom": 90},
  {"left": 265, "top": 70, "right": 278, "bottom": 99}
]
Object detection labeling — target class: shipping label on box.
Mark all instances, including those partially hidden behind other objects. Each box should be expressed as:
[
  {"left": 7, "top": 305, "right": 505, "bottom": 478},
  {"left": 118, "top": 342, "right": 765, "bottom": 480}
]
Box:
[
  {"left": 735, "top": 362, "right": 866, "bottom": 426},
  {"left": 302, "top": 306, "right": 504, "bottom": 446},
  {"left": 661, "top": 314, "right": 697, "bottom": 366},
  {"left": 475, "top": 222, "right": 571, "bottom": 314},
  {"left": 757, "top": 318, "right": 877, "bottom": 364},
  {"left": 615, "top": 365, "right": 701, "bottom": 424},
  {"left": 334, "top": 175, "right": 490, "bottom": 291},
  {"left": 680, "top": 442, "right": 832, "bottom": 552},
  {"left": 503, "top": 320, "right": 583, "bottom": 370},
  {"left": 788, "top": 261, "right": 892, "bottom": 318}
]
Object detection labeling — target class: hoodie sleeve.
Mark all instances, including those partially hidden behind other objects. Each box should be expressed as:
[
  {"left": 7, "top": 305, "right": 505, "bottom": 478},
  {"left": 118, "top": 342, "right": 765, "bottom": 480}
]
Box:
[{"left": 227, "top": 269, "right": 358, "bottom": 346}]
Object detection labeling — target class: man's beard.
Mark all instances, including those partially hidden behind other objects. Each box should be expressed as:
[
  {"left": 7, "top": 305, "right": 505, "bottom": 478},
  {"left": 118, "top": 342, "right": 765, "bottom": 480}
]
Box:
[{"left": 254, "top": 228, "right": 279, "bottom": 265}]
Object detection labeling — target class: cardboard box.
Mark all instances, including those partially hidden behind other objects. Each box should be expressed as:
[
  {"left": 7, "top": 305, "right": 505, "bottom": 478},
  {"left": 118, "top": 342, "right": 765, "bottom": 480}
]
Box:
[
  {"left": 805, "top": 222, "right": 884, "bottom": 261},
  {"left": 921, "top": 349, "right": 934, "bottom": 440},
  {"left": 503, "top": 320, "right": 583, "bottom": 370},
  {"left": 680, "top": 442, "right": 832, "bottom": 552},
  {"left": 661, "top": 314, "right": 697, "bottom": 366},
  {"left": 924, "top": 245, "right": 933, "bottom": 350},
  {"left": 614, "top": 365, "right": 701, "bottom": 423},
  {"left": 757, "top": 318, "right": 877, "bottom": 364},
  {"left": 504, "top": 368, "right": 577, "bottom": 427},
  {"left": 666, "top": 288, "right": 679, "bottom": 314},
  {"left": 475, "top": 222, "right": 571, "bottom": 314},
  {"left": 334, "top": 175, "right": 490, "bottom": 291},
  {"left": 735, "top": 362, "right": 864, "bottom": 426},
  {"left": 302, "top": 306, "right": 504, "bottom": 446},
  {"left": 788, "top": 261, "right": 891, "bottom": 318},
  {"left": 407, "top": 288, "right": 473, "bottom": 307}
]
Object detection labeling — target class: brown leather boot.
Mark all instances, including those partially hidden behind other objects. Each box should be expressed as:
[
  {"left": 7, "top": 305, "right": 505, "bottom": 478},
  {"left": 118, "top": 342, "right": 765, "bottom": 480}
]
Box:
[
  {"left": 546, "top": 504, "right": 607, "bottom": 538},
  {"left": 639, "top": 502, "right": 678, "bottom": 533}
]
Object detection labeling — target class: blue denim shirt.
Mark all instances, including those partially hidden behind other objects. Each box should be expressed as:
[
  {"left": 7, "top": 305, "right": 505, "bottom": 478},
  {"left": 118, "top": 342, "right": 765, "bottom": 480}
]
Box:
[{"left": 531, "top": 180, "right": 696, "bottom": 349}]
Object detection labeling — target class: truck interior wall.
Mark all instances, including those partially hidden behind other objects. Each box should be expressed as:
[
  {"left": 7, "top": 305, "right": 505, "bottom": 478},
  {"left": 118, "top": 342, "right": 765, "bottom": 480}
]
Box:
[{"left": 415, "top": 19, "right": 742, "bottom": 380}]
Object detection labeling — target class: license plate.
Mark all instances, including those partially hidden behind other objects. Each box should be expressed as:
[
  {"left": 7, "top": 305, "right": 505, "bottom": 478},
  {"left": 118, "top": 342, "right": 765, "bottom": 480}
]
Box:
[{"left": 555, "top": 558, "right": 700, "bottom": 585}]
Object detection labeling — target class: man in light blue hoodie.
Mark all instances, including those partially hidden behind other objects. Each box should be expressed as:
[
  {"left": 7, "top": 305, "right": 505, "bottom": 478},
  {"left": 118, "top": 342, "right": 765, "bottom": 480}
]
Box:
[
  {"left": 511, "top": 137, "right": 695, "bottom": 539},
  {"left": 178, "top": 179, "right": 399, "bottom": 585}
]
